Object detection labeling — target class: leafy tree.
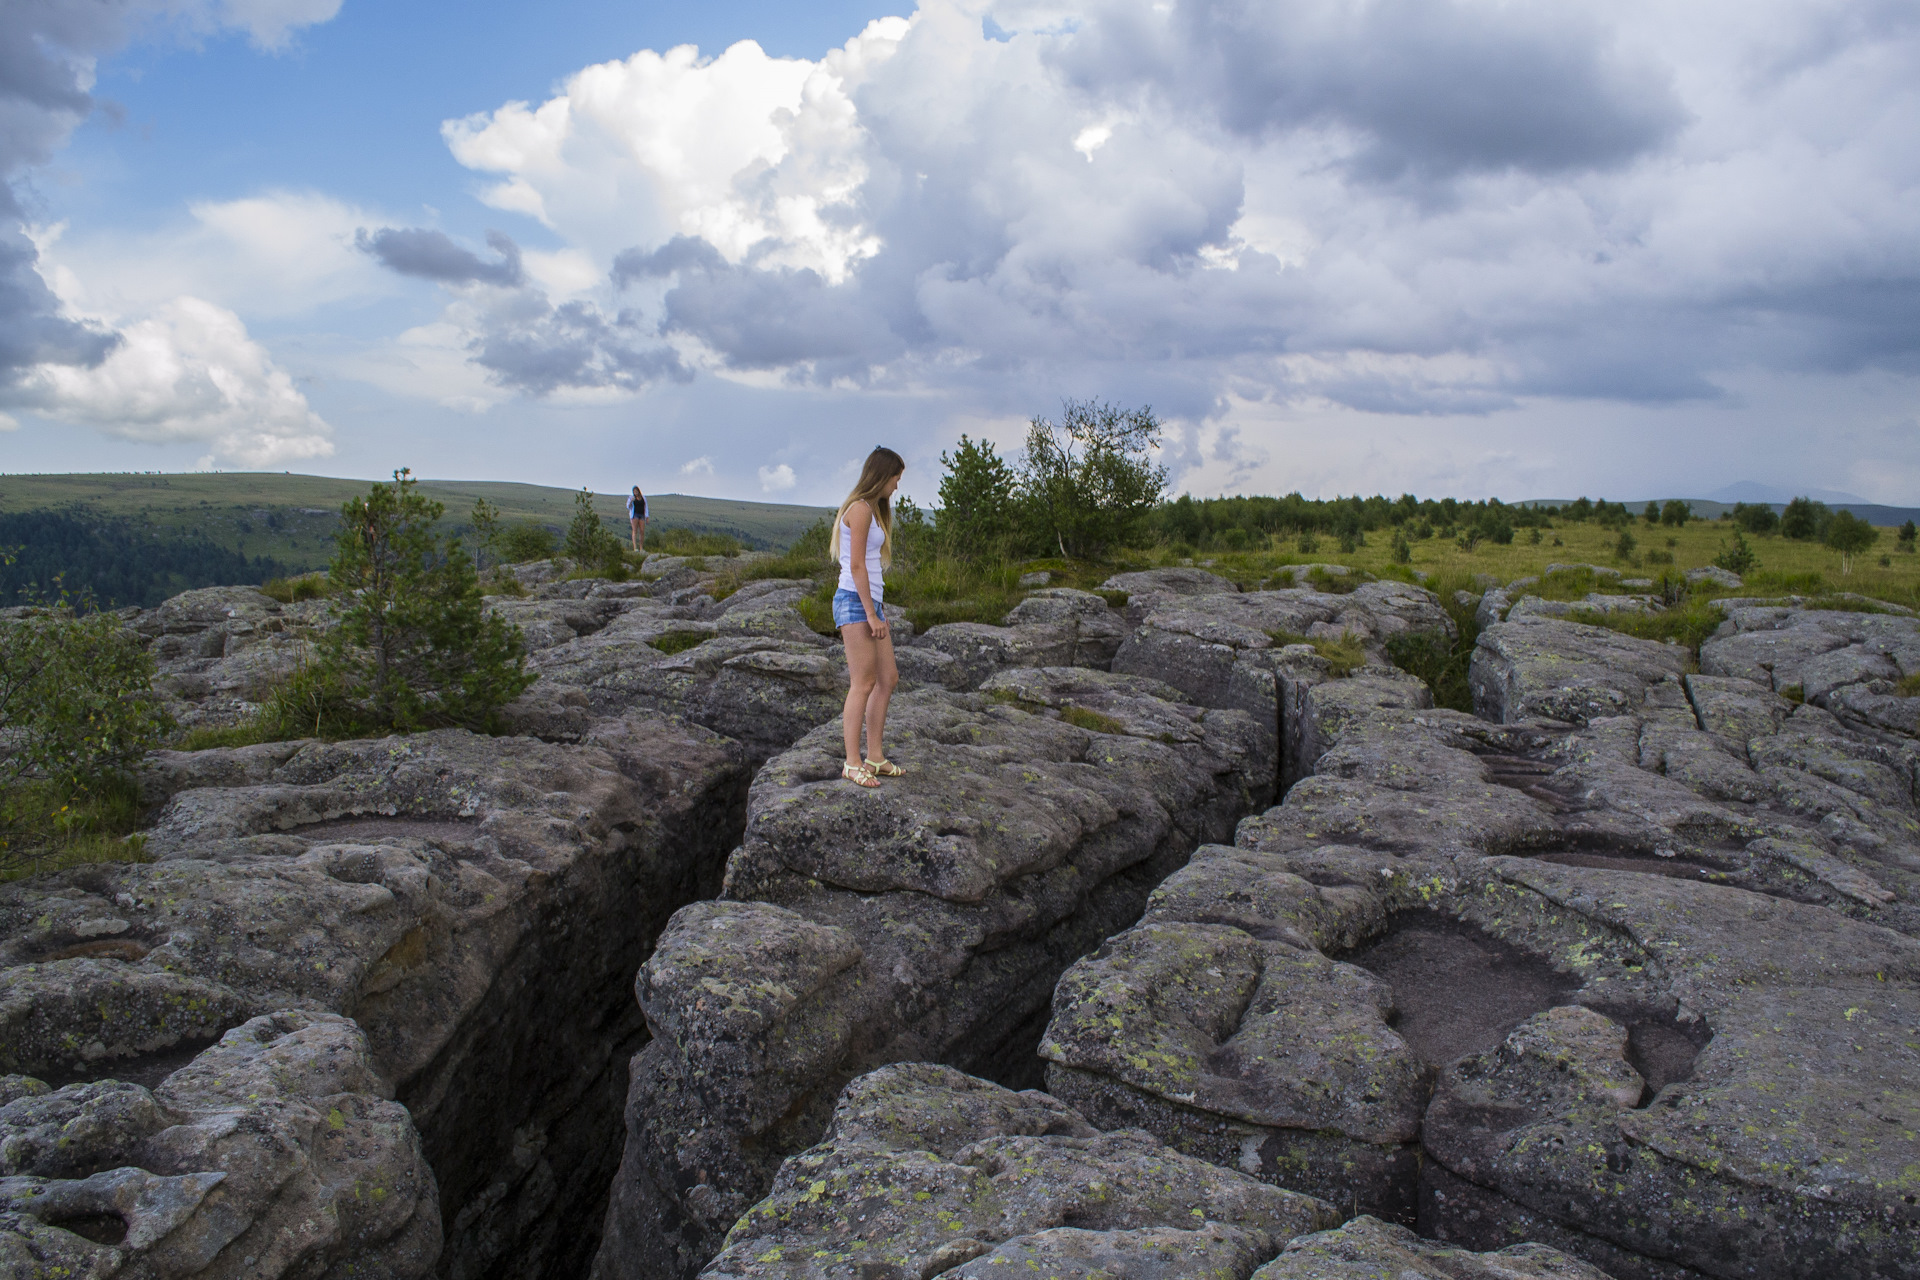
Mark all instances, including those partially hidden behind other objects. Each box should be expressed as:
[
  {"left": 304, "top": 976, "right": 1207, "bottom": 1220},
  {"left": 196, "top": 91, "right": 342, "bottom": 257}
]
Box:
[
  {"left": 1614, "top": 527, "right": 1638, "bottom": 562},
  {"left": 1779, "top": 496, "right": 1830, "bottom": 541},
  {"left": 1660, "top": 500, "right": 1692, "bottom": 526},
  {"left": 1823, "top": 509, "right": 1878, "bottom": 573},
  {"left": 321, "top": 469, "right": 533, "bottom": 732},
  {"left": 1898, "top": 520, "right": 1916, "bottom": 552},
  {"left": 565, "top": 488, "right": 625, "bottom": 572},
  {"left": 1643, "top": 502, "right": 1661, "bottom": 524},
  {"left": 1390, "top": 531, "right": 1412, "bottom": 563},
  {"left": 1731, "top": 502, "right": 1780, "bottom": 535},
  {"left": 1019, "top": 399, "right": 1168, "bottom": 559},
  {"left": 936, "top": 435, "right": 1018, "bottom": 557}
]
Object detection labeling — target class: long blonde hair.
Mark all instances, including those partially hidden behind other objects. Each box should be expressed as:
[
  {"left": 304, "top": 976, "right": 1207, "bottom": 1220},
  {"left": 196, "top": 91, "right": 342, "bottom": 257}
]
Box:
[{"left": 834, "top": 447, "right": 906, "bottom": 569}]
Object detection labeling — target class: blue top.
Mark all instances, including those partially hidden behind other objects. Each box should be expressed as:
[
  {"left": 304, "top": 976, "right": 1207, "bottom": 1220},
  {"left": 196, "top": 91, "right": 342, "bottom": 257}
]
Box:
[{"left": 628, "top": 494, "right": 647, "bottom": 519}]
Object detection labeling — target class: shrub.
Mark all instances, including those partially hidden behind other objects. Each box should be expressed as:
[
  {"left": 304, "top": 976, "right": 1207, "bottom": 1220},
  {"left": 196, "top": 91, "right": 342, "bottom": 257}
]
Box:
[
  {"left": 498, "top": 521, "right": 557, "bottom": 563},
  {"left": 319, "top": 469, "right": 535, "bottom": 732},
  {"left": 0, "top": 585, "right": 171, "bottom": 874},
  {"left": 1660, "top": 500, "right": 1692, "bottom": 526},
  {"left": 1390, "top": 531, "right": 1412, "bottom": 563},
  {"left": 1714, "top": 529, "right": 1758, "bottom": 575},
  {"left": 1019, "top": 399, "right": 1168, "bottom": 559},
  {"left": 1643, "top": 502, "right": 1661, "bottom": 524},
  {"left": 260, "top": 574, "right": 326, "bottom": 603},
  {"left": 1645, "top": 548, "right": 1674, "bottom": 565},
  {"left": 1899, "top": 520, "right": 1917, "bottom": 552},
  {"left": 1296, "top": 533, "right": 1319, "bottom": 554},
  {"left": 1613, "top": 528, "right": 1638, "bottom": 561}
]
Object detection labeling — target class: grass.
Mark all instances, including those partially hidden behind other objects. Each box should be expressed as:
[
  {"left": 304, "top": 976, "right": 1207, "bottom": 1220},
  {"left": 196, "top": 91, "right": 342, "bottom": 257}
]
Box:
[
  {"left": 0, "top": 779, "right": 152, "bottom": 883},
  {"left": 1267, "top": 629, "right": 1368, "bottom": 677},
  {"left": 0, "top": 471, "right": 831, "bottom": 574},
  {"left": 649, "top": 630, "right": 713, "bottom": 655},
  {"left": 646, "top": 527, "right": 743, "bottom": 557},
  {"left": 1061, "top": 705, "right": 1128, "bottom": 734},
  {"left": 260, "top": 573, "right": 326, "bottom": 603},
  {"left": 175, "top": 722, "right": 275, "bottom": 750},
  {"left": 1896, "top": 674, "right": 1920, "bottom": 698},
  {"left": 1565, "top": 598, "right": 1728, "bottom": 663}
]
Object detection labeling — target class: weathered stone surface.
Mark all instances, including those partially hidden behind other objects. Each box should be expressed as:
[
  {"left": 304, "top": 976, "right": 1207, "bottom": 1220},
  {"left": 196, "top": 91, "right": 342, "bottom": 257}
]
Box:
[
  {"left": 1700, "top": 609, "right": 1920, "bottom": 726},
  {"left": 1471, "top": 617, "right": 1690, "bottom": 725},
  {"left": 127, "top": 586, "right": 330, "bottom": 729},
  {"left": 3, "top": 716, "right": 750, "bottom": 1280},
  {"left": 1101, "top": 568, "right": 1241, "bottom": 597},
  {"left": 697, "top": 1062, "right": 1339, "bottom": 1280},
  {"left": 1253, "top": 1215, "right": 1612, "bottom": 1280},
  {"left": 0, "top": 1010, "right": 438, "bottom": 1279},
  {"left": 595, "top": 683, "right": 1269, "bottom": 1279}
]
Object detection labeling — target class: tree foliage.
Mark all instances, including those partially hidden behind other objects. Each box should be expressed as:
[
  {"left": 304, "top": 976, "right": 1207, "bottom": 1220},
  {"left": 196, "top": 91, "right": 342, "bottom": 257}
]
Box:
[
  {"left": 1660, "top": 500, "right": 1692, "bottom": 526},
  {"left": 936, "top": 435, "right": 1019, "bottom": 557},
  {"left": 1730, "top": 503, "right": 1780, "bottom": 535},
  {"left": 1018, "top": 400, "right": 1168, "bottom": 559},
  {"left": 1780, "top": 496, "right": 1831, "bottom": 541},
  {"left": 320, "top": 469, "right": 533, "bottom": 732},
  {"left": 565, "top": 488, "right": 625, "bottom": 573},
  {"left": 1824, "top": 509, "right": 1878, "bottom": 573},
  {"left": 0, "top": 509, "right": 287, "bottom": 608}
]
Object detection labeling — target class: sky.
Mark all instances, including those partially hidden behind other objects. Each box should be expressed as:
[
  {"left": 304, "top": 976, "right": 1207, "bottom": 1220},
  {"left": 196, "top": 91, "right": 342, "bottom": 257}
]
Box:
[{"left": 1, "top": 0, "right": 1916, "bottom": 508}]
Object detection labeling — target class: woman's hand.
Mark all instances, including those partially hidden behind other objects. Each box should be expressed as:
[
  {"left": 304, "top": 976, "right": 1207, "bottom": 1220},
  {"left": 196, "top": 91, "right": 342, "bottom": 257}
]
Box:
[{"left": 867, "top": 615, "right": 890, "bottom": 640}]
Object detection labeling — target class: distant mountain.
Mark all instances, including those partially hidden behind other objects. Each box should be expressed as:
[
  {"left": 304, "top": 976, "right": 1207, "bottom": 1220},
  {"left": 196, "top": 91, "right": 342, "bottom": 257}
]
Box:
[{"left": 1706, "top": 481, "right": 1869, "bottom": 505}]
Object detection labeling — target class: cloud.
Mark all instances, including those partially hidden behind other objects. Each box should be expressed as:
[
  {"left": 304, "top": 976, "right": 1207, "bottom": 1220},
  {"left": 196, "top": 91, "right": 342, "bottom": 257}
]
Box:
[
  {"left": 681, "top": 455, "right": 714, "bottom": 475},
  {"left": 9, "top": 296, "right": 334, "bottom": 466},
  {"left": 356, "top": 227, "right": 526, "bottom": 287},
  {"left": 0, "top": 0, "right": 342, "bottom": 456},
  {"left": 758, "top": 463, "right": 797, "bottom": 492}
]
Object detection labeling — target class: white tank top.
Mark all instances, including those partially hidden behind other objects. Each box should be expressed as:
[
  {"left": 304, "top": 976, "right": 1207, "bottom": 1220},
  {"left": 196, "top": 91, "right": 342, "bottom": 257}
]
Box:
[{"left": 837, "top": 509, "right": 885, "bottom": 601}]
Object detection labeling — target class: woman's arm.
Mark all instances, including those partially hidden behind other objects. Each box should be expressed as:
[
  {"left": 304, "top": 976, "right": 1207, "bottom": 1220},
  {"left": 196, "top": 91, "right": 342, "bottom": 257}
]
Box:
[{"left": 845, "top": 501, "right": 888, "bottom": 639}]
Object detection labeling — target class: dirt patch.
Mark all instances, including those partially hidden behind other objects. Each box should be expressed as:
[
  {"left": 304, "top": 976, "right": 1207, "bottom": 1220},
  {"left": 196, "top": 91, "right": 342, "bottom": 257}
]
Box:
[
  {"left": 44, "top": 1034, "right": 222, "bottom": 1091},
  {"left": 294, "top": 815, "right": 481, "bottom": 842},
  {"left": 1624, "top": 1013, "right": 1713, "bottom": 1102},
  {"left": 1340, "top": 913, "right": 1576, "bottom": 1067},
  {"left": 1533, "top": 851, "right": 1722, "bottom": 880}
]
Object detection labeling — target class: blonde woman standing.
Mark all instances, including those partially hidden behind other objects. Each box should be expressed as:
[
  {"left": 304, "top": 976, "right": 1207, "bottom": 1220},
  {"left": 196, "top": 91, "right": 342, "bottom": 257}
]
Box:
[{"left": 834, "top": 447, "right": 907, "bottom": 787}]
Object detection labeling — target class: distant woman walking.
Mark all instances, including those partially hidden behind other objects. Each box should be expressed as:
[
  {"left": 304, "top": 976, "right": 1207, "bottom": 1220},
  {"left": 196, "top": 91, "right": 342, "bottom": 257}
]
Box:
[
  {"left": 835, "top": 447, "right": 906, "bottom": 787},
  {"left": 628, "top": 486, "right": 647, "bottom": 552}
]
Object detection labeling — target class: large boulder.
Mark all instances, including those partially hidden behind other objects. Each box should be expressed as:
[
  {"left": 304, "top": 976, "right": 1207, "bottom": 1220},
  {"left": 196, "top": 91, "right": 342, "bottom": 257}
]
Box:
[
  {"left": 594, "top": 679, "right": 1271, "bottom": 1279},
  {"left": 1470, "top": 616, "right": 1691, "bottom": 725},
  {"left": 698, "top": 1062, "right": 1340, "bottom": 1280},
  {"left": 1253, "top": 1216, "right": 1611, "bottom": 1280},
  {"left": 0, "top": 1010, "right": 438, "bottom": 1279},
  {"left": 1, "top": 716, "right": 750, "bottom": 1280},
  {"left": 1701, "top": 606, "right": 1920, "bottom": 736}
]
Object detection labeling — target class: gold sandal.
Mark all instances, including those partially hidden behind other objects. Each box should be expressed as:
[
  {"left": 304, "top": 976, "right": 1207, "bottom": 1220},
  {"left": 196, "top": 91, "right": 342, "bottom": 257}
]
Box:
[
  {"left": 842, "top": 761, "right": 881, "bottom": 788},
  {"left": 864, "top": 757, "right": 906, "bottom": 777}
]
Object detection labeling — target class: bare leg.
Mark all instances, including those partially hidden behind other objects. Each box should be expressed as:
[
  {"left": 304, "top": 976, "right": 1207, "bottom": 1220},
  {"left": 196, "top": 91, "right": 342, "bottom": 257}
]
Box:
[
  {"left": 863, "top": 632, "right": 898, "bottom": 763},
  {"left": 636, "top": 518, "right": 645, "bottom": 553},
  {"left": 842, "top": 623, "right": 879, "bottom": 767},
  {"left": 630, "top": 517, "right": 641, "bottom": 551}
]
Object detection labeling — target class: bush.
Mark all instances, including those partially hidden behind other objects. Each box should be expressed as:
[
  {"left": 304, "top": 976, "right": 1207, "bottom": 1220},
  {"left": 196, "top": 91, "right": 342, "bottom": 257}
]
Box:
[
  {"left": 498, "top": 521, "right": 557, "bottom": 563},
  {"left": 0, "top": 585, "right": 171, "bottom": 874},
  {"left": 1020, "top": 400, "right": 1168, "bottom": 559},
  {"left": 1390, "top": 531, "right": 1412, "bottom": 563},
  {"left": 1643, "top": 502, "right": 1661, "bottom": 524},
  {"left": 1899, "top": 520, "right": 1917, "bottom": 552},
  {"left": 1714, "top": 529, "right": 1758, "bottom": 575},
  {"left": 1660, "top": 500, "right": 1692, "bottom": 526},
  {"left": 1732, "top": 503, "right": 1779, "bottom": 535},
  {"left": 319, "top": 469, "right": 535, "bottom": 732},
  {"left": 260, "top": 574, "right": 326, "bottom": 603},
  {"left": 1613, "top": 528, "right": 1638, "bottom": 561}
]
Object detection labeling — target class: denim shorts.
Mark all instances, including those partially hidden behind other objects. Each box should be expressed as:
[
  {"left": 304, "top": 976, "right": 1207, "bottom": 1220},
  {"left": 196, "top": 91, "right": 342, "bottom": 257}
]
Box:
[{"left": 832, "top": 588, "right": 883, "bottom": 628}]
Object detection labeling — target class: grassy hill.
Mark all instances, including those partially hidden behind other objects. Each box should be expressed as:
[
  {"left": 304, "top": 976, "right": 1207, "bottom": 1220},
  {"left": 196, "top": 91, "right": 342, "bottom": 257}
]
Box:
[{"left": 0, "top": 472, "right": 831, "bottom": 573}]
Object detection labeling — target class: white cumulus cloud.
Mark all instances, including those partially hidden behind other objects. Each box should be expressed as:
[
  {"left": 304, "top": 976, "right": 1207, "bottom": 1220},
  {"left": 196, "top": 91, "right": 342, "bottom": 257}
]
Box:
[
  {"left": 758, "top": 463, "right": 797, "bottom": 491},
  {"left": 12, "top": 297, "right": 334, "bottom": 467},
  {"left": 681, "top": 455, "right": 714, "bottom": 475}
]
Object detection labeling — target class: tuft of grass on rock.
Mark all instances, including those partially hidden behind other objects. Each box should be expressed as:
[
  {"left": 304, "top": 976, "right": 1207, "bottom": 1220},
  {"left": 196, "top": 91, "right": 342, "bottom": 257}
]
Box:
[
  {"left": 0, "top": 779, "right": 153, "bottom": 883},
  {"left": 260, "top": 573, "right": 326, "bottom": 603},
  {"left": 1566, "top": 598, "right": 1727, "bottom": 663},
  {"left": 1060, "top": 705, "right": 1128, "bottom": 735},
  {"left": 1267, "top": 629, "right": 1367, "bottom": 677},
  {"left": 649, "top": 630, "right": 713, "bottom": 655}
]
